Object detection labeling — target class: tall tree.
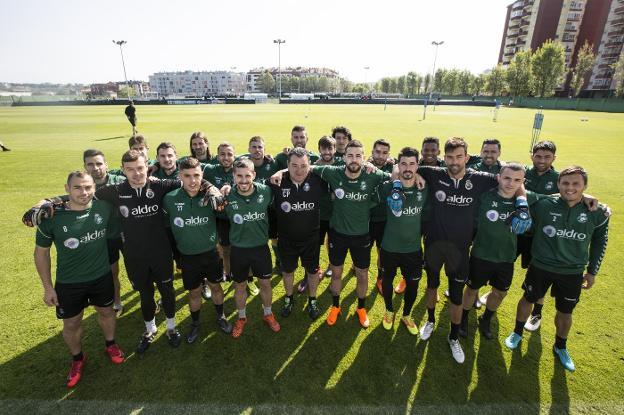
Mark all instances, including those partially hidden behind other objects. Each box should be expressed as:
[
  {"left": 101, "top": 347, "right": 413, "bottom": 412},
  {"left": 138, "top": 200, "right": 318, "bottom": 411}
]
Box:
[
  {"left": 507, "top": 50, "right": 533, "bottom": 96},
  {"left": 397, "top": 75, "right": 406, "bottom": 95},
  {"left": 433, "top": 69, "right": 446, "bottom": 93},
  {"left": 486, "top": 65, "right": 507, "bottom": 96},
  {"left": 257, "top": 72, "right": 275, "bottom": 94},
  {"left": 389, "top": 78, "right": 398, "bottom": 93},
  {"left": 569, "top": 41, "right": 596, "bottom": 97},
  {"left": 423, "top": 74, "right": 432, "bottom": 94},
  {"left": 472, "top": 73, "right": 488, "bottom": 96},
  {"left": 531, "top": 40, "right": 566, "bottom": 97},
  {"left": 612, "top": 53, "right": 624, "bottom": 98},
  {"left": 406, "top": 71, "right": 418, "bottom": 97},
  {"left": 458, "top": 70, "right": 474, "bottom": 95},
  {"left": 381, "top": 77, "right": 391, "bottom": 93}
]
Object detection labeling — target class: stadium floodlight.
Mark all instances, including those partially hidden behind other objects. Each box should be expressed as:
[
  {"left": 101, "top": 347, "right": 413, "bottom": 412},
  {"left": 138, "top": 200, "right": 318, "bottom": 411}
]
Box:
[
  {"left": 112, "top": 40, "right": 131, "bottom": 103},
  {"left": 429, "top": 40, "right": 444, "bottom": 99},
  {"left": 273, "top": 39, "right": 286, "bottom": 99}
]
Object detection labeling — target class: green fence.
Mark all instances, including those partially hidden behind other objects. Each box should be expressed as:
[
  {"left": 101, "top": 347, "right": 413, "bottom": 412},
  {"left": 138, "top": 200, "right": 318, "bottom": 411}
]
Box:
[{"left": 513, "top": 96, "right": 624, "bottom": 113}]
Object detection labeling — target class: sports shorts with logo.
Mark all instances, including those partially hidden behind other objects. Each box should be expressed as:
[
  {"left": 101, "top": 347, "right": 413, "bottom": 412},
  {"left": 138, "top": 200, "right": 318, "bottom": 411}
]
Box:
[
  {"left": 55, "top": 272, "right": 114, "bottom": 319},
  {"left": 522, "top": 265, "right": 584, "bottom": 314},
  {"left": 278, "top": 235, "right": 320, "bottom": 275},
  {"left": 328, "top": 229, "right": 372, "bottom": 269},
  {"left": 467, "top": 256, "right": 514, "bottom": 292}
]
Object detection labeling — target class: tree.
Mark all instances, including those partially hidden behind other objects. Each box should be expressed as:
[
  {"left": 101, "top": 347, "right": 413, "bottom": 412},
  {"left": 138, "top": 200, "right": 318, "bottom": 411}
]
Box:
[
  {"left": 423, "top": 74, "right": 432, "bottom": 94},
  {"left": 458, "top": 70, "right": 474, "bottom": 95},
  {"left": 397, "top": 75, "right": 406, "bottom": 96},
  {"left": 472, "top": 73, "right": 487, "bottom": 96},
  {"left": 340, "top": 78, "right": 353, "bottom": 93},
  {"left": 531, "top": 40, "right": 566, "bottom": 97},
  {"left": 486, "top": 65, "right": 507, "bottom": 96},
  {"left": 443, "top": 69, "right": 460, "bottom": 95},
  {"left": 570, "top": 41, "right": 596, "bottom": 97},
  {"left": 406, "top": 72, "right": 418, "bottom": 97},
  {"left": 433, "top": 69, "right": 446, "bottom": 93},
  {"left": 257, "top": 71, "right": 275, "bottom": 94},
  {"left": 117, "top": 86, "right": 136, "bottom": 99},
  {"left": 506, "top": 50, "right": 533, "bottom": 96},
  {"left": 612, "top": 53, "right": 624, "bottom": 97},
  {"left": 380, "top": 77, "right": 391, "bottom": 93},
  {"left": 388, "top": 78, "right": 398, "bottom": 93}
]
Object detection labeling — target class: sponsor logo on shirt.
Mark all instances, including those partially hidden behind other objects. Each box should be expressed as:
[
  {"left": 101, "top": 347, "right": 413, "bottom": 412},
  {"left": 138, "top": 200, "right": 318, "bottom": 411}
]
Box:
[
  {"left": 63, "top": 229, "right": 106, "bottom": 249},
  {"left": 334, "top": 188, "right": 345, "bottom": 199},
  {"left": 486, "top": 209, "right": 511, "bottom": 222},
  {"left": 281, "top": 201, "right": 315, "bottom": 213},
  {"left": 174, "top": 216, "right": 210, "bottom": 227},
  {"left": 132, "top": 204, "right": 159, "bottom": 217},
  {"left": 233, "top": 211, "right": 266, "bottom": 224},
  {"left": 435, "top": 190, "right": 473, "bottom": 205},
  {"left": 119, "top": 205, "right": 129, "bottom": 218},
  {"left": 397, "top": 205, "right": 423, "bottom": 217},
  {"left": 543, "top": 225, "right": 587, "bottom": 240}
]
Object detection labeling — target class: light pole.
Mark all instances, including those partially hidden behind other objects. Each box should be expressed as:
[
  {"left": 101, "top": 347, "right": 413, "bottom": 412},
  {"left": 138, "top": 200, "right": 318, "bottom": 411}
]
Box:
[
  {"left": 112, "top": 40, "right": 131, "bottom": 102},
  {"left": 363, "top": 66, "right": 370, "bottom": 93},
  {"left": 429, "top": 40, "right": 444, "bottom": 100},
  {"left": 273, "top": 39, "right": 285, "bottom": 99}
]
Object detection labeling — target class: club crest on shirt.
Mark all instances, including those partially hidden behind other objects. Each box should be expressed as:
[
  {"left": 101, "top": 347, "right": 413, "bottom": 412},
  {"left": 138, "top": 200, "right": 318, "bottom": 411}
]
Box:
[
  {"left": 465, "top": 180, "right": 473, "bottom": 190},
  {"left": 94, "top": 213, "right": 103, "bottom": 225},
  {"left": 257, "top": 194, "right": 264, "bottom": 204},
  {"left": 303, "top": 182, "right": 310, "bottom": 192},
  {"left": 360, "top": 181, "right": 367, "bottom": 191},
  {"left": 577, "top": 213, "right": 587, "bottom": 223},
  {"left": 146, "top": 188, "right": 155, "bottom": 199}
]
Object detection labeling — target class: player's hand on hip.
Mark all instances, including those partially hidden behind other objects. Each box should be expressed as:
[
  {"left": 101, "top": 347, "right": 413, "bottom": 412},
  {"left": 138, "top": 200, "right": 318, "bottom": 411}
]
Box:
[{"left": 582, "top": 273, "right": 595, "bottom": 289}]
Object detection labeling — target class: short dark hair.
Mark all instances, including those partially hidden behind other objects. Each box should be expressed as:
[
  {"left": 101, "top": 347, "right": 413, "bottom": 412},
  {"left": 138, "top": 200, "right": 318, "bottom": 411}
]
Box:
[
  {"left": 217, "top": 142, "right": 234, "bottom": 153},
  {"left": 318, "top": 136, "right": 336, "bottom": 150},
  {"left": 444, "top": 137, "right": 468, "bottom": 154},
  {"left": 121, "top": 149, "right": 146, "bottom": 165},
  {"left": 373, "top": 139, "right": 391, "bottom": 150},
  {"left": 233, "top": 158, "right": 254, "bottom": 172},
  {"left": 422, "top": 137, "right": 439, "bottom": 146},
  {"left": 397, "top": 147, "right": 420, "bottom": 162},
  {"left": 291, "top": 125, "right": 306, "bottom": 134},
  {"left": 482, "top": 138, "right": 501, "bottom": 150},
  {"left": 288, "top": 147, "right": 310, "bottom": 162},
  {"left": 156, "top": 142, "right": 177, "bottom": 155},
  {"left": 83, "top": 149, "right": 105, "bottom": 162},
  {"left": 499, "top": 162, "right": 525, "bottom": 175},
  {"left": 128, "top": 134, "right": 148, "bottom": 149},
  {"left": 249, "top": 136, "right": 264, "bottom": 145},
  {"left": 332, "top": 126, "right": 352, "bottom": 140},
  {"left": 532, "top": 140, "right": 557, "bottom": 155},
  {"left": 346, "top": 139, "right": 364, "bottom": 151},
  {"left": 179, "top": 157, "right": 201, "bottom": 170},
  {"left": 189, "top": 131, "right": 211, "bottom": 159},
  {"left": 559, "top": 166, "right": 588, "bottom": 185},
  {"left": 66, "top": 171, "right": 93, "bottom": 185}
]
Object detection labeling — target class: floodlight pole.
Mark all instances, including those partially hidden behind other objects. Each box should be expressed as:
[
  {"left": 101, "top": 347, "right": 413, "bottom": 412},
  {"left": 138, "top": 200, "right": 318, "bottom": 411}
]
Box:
[
  {"left": 113, "top": 40, "right": 131, "bottom": 103},
  {"left": 273, "top": 39, "right": 286, "bottom": 100}
]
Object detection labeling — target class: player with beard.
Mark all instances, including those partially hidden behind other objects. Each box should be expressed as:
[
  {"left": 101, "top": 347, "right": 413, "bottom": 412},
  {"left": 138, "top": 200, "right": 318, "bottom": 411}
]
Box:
[
  {"left": 152, "top": 142, "right": 179, "bottom": 180},
  {"left": 186, "top": 131, "right": 216, "bottom": 165},
  {"left": 275, "top": 126, "right": 320, "bottom": 169},
  {"left": 315, "top": 136, "right": 337, "bottom": 280},
  {"left": 472, "top": 139, "right": 504, "bottom": 174}
]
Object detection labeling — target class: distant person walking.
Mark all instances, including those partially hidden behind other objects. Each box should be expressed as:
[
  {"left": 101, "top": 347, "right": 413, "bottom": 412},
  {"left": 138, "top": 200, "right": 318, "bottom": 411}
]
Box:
[
  {"left": 124, "top": 102, "right": 137, "bottom": 135},
  {"left": 0, "top": 140, "right": 10, "bottom": 151}
]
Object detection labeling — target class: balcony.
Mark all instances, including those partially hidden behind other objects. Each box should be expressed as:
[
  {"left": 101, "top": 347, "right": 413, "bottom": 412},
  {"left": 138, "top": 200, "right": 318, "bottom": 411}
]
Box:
[
  {"left": 504, "top": 52, "right": 515, "bottom": 57},
  {"left": 608, "top": 29, "right": 624, "bottom": 36},
  {"left": 509, "top": 23, "right": 520, "bottom": 29},
  {"left": 602, "top": 52, "right": 621, "bottom": 58},
  {"left": 520, "top": 19, "right": 531, "bottom": 26},
  {"left": 605, "top": 39, "right": 623, "bottom": 47},
  {"left": 567, "top": 16, "right": 581, "bottom": 21},
  {"left": 612, "top": 17, "right": 624, "bottom": 25},
  {"left": 615, "top": 6, "right": 624, "bottom": 14},
  {"left": 565, "top": 26, "right": 578, "bottom": 32},
  {"left": 517, "top": 39, "right": 527, "bottom": 46},
  {"left": 508, "top": 33, "right": 520, "bottom": 38},
  {"left": 523, "top": 10, "right": 532, "bottom": 16}
]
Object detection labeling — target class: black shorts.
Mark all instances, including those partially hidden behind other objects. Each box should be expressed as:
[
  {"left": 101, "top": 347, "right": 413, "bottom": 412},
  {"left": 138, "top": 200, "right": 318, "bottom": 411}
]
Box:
[
  {"left": 380, "top": 249, "right": 423, "bottom": 282},
  {"left": 55, "top": 272, "right": 114, "bottom": 319},
  {"left": 106, "top": 237, "right": 123, "bottom": 265},
  {"left": 522, "top": 265, "right": 583, "bottom": 314},
  {"left": 216, "top": 218, "right": 231, "bottom": 247},
  {"left": 369, "top": 220, "right": 386, "bottom": 248},
  {"left": 230, "top": 245, "right": 273, "bottom": 283},
  {"left": 180, "top": 249, "right": 224, "bottom": 290},
  {"left": 127, "top": 115, "right": 137, "bottom": 127},
  {"left": 328, "top": 229, "right": 372, "bottom": 269},
  {"left": 424, "top": 239, "right": 470, "bottom": 305},
  {"left": 516, "top": 235, "right": 533, "bottom": 269},
  {"left": 124, "top": 253, "right": 173, "bottom": 291},
  {"left": 278, "top": 236, "right": 320, "bottom": 275},
  {"left": 319, "top": 220, "right": 330, "bottom": 246},
  {"left": 268, "top": 208, "right": 278, "bottom": 240},
  {"left": 467, "top": 256, "right": 514, "bottom": 292}
]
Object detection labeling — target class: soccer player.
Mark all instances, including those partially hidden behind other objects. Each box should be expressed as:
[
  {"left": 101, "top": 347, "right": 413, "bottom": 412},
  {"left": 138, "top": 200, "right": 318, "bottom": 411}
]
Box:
[
  {"left": 225, "top": 159, "right": 280, "bottom": 338},
  {"left": 163, "top": 157, "right": 232, "bottom": 342},
  {"left": 416, "top": 137, "right": 529, "bottom": 363},
  {"left": 310, "top": 140, "right": 390, "bottom": 328},
  {"left": 505, "top": 166, "right": 610, "bottom": 372},
  {"left": 187, "top": 131, "right": 215, "bottom": 165},
  {"left": 124, "top": 102, "right": 137, "bottom": 135},
  {"left": 420, "top": 137, "right": 443, "bottom": 167},
  {"left": 368, "top": 139, "right": 395, "bottom": 295},
  {"left": 316, "top": 136, "right": 337, "bottom": 279},
  {"left": 33, "top": 171, "right": 124, "bottom": 388},
  {"left": 460, "top": 163, "right": 536, "bottom": 340},
  {"left": 275, "top": 125, "right": 320, "bottom": 169},
  {"left": 472, "top": 139, "right": 504, "bottom": 174},
  {"left": 271, "top": 147, "right": 324, "bottom": 320},
  {"left": 152, "top": 142, "right": 179, "bottom": 180},
  {"left": 331, "top": 125, "right": 352, "bottom": 164},
  {"left": 375, "top": 147, "right": 428, "bottom": 335},
  {"left": 83, "top": 149, "right": 126, "bottom": 316}
]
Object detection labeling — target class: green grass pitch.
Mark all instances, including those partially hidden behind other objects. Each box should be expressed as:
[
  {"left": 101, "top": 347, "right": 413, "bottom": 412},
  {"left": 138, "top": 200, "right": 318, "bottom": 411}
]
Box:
[{"left": 0, "top": 104, "right": 623, "bottom": 414}]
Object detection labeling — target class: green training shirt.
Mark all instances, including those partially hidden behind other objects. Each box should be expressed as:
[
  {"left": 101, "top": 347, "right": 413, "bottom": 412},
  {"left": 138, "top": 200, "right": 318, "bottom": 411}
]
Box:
[
  {"left": 163, "top": 188, "right": 217, "bottom": 255},
  {"left": 36, "top": 200, "right": 112, "bottom": 284},
  {"left": 471, "top": 189, "right": 541, "bottom": 263},
  {"left": 224, "top": 183, "right": 272, "bottom": 248},
  {"left": 312, "top": 165, "right": 389, "bottom": 235},
  {"left": 202, "top": 164, "right": 233, "bottom": 189},
  {"left": 375, "top": 181, "right": 428, "bottom": 253},
  {"left": 472, "top": 161, "right": 503, "bottom": 174},
  {"left": 530, "top": 196, "right": 609, "bottom": 275},
  {"left": 524, "top": 166, "right": 559, "bottom": 195}
]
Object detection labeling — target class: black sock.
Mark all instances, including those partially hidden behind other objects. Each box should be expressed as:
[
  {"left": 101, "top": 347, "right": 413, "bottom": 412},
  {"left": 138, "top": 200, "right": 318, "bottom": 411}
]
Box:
[
  {"left": 191, "top": 310, "right": 200, "bottom": 323},
  {"left": 332, "top": 295, "right": 340, "bottom": 307},
  {"left": 514, "top": 320, "right": 525, "bottom": 336},
  {"left": 555, "top": 335, "right": 567, "bottom": 349},
  {"left": 214, "top": 303, "right": 224, "bottom": 317},
  {"left": 105, "top": 339, "right": 115, "bottom": 347},
  {"left": 449, "top": 323, "right": 460, "bottom": 340},
  {"left": 482, "top": 308, "right": 495, "bottom": 322},
  {"left": 427, "top": 307, "right": 436, "bottom": 323},
  {"left": 461, "top": 308, "right": 470, "bottom": 323},
  {"left": 357, "top": 297, "right": 366, "bottom": 309},
  {"left": 531, "top": 303, "right": 543, "bottom": 317},
  {"left": 73, "top": 351, "right": 84, "bottom": 362}
]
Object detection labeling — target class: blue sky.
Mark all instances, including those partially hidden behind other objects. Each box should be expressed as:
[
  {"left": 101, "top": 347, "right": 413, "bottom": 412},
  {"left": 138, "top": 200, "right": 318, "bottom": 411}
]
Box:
[{"left": 0, "top": 0, "right": 512, "bottom": 84}]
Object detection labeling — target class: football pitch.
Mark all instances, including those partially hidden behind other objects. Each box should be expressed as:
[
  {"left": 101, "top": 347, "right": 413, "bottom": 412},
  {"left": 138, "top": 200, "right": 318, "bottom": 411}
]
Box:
[{"left": 0, "top": 104, "right": 623, "bottom": 414}]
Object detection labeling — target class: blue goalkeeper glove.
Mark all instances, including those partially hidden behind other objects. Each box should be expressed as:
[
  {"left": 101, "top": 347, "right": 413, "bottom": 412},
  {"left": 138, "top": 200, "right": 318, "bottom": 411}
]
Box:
[
  {"left": 507, "top": 197, "right": 532, "bottom": 234},
  {"left": 387, "top": 180, "right": 405, "bottom": 217}
]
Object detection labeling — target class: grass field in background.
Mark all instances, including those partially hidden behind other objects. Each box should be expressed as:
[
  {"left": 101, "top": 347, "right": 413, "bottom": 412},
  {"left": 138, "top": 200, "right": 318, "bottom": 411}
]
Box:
[{"left": 0, "top": 104, "right": 622, "bottom": 414}]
